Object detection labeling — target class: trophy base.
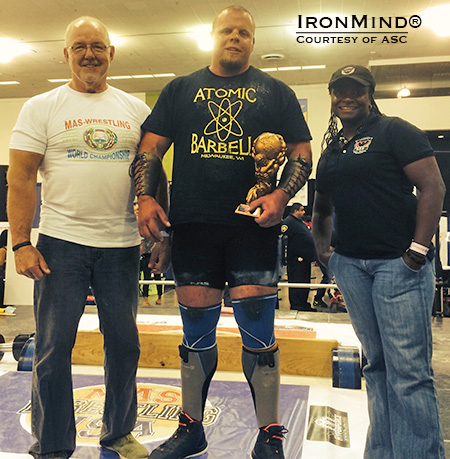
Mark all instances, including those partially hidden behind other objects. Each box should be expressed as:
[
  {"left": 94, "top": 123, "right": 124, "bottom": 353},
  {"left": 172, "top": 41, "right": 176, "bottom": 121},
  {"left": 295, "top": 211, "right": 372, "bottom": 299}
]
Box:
[{"left": 235, "top": 204, "right": 261, "bottom": 218}]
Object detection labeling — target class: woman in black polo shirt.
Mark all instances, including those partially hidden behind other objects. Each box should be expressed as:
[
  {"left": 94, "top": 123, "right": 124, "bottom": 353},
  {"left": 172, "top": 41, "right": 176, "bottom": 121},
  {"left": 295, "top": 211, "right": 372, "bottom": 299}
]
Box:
[{"left": 312, "top": 65, "right": 445, "bottom": 459}]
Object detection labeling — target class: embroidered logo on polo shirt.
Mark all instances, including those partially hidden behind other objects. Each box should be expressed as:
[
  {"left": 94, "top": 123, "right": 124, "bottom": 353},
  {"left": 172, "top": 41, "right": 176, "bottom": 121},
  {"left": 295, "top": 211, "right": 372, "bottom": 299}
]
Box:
[{"left": 353, "top": 136, "right": 373, "bottom": 154}]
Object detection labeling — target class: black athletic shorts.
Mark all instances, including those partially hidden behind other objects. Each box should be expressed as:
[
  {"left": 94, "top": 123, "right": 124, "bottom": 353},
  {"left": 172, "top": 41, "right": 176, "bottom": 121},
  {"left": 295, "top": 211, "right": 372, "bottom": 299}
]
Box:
[{"left": 171, "top": 223, "right": 280, "bottom": 289}]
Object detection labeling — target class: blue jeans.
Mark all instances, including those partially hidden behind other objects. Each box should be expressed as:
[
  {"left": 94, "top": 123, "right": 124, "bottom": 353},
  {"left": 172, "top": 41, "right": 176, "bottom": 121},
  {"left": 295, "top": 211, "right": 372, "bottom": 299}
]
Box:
[
  {"left": 30, "top": 235, "right": 141, "bottom": 458},
  {"left": 329, "top": 253, "right": 445, "bottom": 459}
]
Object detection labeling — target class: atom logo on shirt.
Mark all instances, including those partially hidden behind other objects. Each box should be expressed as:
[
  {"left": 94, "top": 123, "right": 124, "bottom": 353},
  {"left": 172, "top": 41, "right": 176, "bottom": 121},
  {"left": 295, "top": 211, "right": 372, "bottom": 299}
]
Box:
[{"left": 204, "top": 98, "right": 244, "bottom": 142}]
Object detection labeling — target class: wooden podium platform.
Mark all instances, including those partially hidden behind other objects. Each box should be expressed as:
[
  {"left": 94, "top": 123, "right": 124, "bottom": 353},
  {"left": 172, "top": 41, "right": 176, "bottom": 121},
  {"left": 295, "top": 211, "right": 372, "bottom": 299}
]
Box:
[{"left": 72, "top": 330, "right": 338, "bottom": 377}]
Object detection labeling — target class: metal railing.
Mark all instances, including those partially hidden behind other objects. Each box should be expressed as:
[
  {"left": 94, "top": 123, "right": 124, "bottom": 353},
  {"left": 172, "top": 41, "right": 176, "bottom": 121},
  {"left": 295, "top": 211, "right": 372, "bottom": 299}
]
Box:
[{"left": 139, "top": 280, "right": 337, "bottom": 289}]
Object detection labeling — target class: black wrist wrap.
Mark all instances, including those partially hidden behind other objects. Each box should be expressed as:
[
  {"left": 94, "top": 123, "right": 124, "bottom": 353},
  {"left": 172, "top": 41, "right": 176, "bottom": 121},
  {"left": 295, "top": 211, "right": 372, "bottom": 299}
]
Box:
[
  {"left": 133, "top": 153, "right": 162, "bottom": 197},
  {"left": 277, "top": 157, "right": 311, "bottom": 198}
]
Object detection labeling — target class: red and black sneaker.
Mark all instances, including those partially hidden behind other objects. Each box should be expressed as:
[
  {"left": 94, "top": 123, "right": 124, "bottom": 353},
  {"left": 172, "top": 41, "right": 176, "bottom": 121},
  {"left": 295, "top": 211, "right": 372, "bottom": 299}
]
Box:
[
  {"left": 251, "top": 424, "right": 288, "bottom": 458},
  {"left": 149, "top": 411, "right": 207, "bottom": 458}
]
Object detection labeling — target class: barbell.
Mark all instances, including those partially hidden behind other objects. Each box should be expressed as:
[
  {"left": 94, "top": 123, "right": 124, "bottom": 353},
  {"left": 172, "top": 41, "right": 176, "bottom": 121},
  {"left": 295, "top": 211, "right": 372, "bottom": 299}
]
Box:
[{"left": 0, "top": 333, "right": 35, "bottom": 366}]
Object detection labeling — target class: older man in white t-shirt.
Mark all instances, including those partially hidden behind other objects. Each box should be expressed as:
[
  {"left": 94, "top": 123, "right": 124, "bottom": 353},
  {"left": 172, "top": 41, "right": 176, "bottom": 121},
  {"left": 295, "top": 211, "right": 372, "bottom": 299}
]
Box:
[{"left": 7, "top": 16, "right": 150, "bottom": 459}]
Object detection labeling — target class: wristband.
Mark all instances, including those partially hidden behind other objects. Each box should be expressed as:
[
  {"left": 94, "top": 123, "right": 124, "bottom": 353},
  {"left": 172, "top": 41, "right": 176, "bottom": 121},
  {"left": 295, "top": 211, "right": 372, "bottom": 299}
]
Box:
[
  {"left": 409, "top": 241, "right": 429, "bottom": 256},
  {"left": 12, "top": 241, "right": 32, "bottom": 252}
]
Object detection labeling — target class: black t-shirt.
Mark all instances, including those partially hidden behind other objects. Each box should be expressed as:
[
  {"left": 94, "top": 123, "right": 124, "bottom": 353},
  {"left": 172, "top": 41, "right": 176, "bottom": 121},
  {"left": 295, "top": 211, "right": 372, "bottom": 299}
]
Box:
[
  {"left": 315, "top": 113, "right": 434, "bottom": 259},
  {"left": 142, "top": 66, "right": 312, "bottom": 226}
]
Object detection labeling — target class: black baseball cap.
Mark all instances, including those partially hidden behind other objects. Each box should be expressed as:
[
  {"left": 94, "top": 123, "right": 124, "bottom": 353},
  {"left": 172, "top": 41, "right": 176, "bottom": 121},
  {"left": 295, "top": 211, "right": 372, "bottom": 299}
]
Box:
[{"left": 328, "top": 65, "right": 376, "bottom": 91}]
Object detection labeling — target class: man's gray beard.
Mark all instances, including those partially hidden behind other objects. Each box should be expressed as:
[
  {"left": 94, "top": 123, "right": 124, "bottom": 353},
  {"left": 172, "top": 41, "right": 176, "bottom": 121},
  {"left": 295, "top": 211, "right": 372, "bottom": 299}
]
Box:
[{"left": 219, "top": 58, "right": 245, "bottom": 73}]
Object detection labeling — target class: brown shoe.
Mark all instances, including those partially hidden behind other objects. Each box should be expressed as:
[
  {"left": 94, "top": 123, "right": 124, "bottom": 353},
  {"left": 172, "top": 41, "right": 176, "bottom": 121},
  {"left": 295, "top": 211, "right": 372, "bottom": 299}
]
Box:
[
  {"left": 155, "top": 298, "right": 161, "bottom": 305},
  {"left": 102, "top": 433, "right": 149, "bottom": 458}
]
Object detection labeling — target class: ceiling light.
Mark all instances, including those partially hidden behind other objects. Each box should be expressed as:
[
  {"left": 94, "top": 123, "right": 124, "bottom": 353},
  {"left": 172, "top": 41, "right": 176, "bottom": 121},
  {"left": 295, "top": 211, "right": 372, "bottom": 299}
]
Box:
[
  {"left": 421, "top": 4, "right": 450, "bottom": 37},
  {"left": 107, "top": 75, "right": 133, "bottom": 80},
  {"left": 438, "top": 135, "right": 445, "bottom": 139},
  {"left": 49, "top": 74, "right": 162, "bottom": 83},
  {"left": 370, "top": 56, "right": 450, "bottom": 66},
  {"left": 301, "top": 65, "right": 326, "bottom": 70},
  {"left": 48, "top": 78, "right": 71, "bottom": 83},
  {"left": 132, "top": 74, "right": 154, "bottom": 79},
  {"left": 259, "top": 65, "right": 326, "bottom": 73},
  {"left": 153, "top": 73, "right": 176, "bottom": 78},
  {"left": 278, "top": 66, "right": 302, "bottom": 71},
  {"left": 190, "top": 25, "right": 213, "bottom": 51},
  {"left": 0, "top": 81, "right": 19, "bottom": 85},
  {"left": 397, "top": 88, "right": 411, "bottom": 98},
  {"left": 109, "top": 34, "right": 125, "bottom": 46},
  {"left": 0, "top": 38, "right": 30, "bottom": 63}
]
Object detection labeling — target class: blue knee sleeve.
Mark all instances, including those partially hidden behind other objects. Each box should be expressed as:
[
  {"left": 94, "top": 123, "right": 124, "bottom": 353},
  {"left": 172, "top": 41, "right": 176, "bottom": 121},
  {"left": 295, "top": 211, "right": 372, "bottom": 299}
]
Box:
[
  {"left": 179, "top": 303, "right": 222, "bottom": 351},
  {"left": 232, "top": 294, "right": 277, "bottom": 350}
]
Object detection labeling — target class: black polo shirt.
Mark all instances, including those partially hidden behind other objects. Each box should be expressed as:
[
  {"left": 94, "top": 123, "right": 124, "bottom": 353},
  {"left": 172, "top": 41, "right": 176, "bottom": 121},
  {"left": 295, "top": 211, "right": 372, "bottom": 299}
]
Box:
[{"left": 315, "top": 113, "right": 434, "bottom": 259}]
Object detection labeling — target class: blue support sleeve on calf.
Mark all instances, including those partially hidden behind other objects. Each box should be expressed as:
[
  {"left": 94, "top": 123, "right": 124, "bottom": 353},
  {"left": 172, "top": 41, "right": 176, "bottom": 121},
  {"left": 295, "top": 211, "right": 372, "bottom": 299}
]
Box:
[
  {"left": 232, "top": 294, "right": 277, "bottom": 350},
  {"left": 179, "top": 303, "right": 222, "bottom": 351}
]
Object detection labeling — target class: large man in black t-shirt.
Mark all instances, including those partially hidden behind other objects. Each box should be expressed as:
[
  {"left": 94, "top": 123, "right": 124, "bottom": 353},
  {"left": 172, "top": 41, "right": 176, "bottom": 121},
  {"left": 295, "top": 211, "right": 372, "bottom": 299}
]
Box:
[{"left": 134, "top": 6, "right": 312, "bottom": 458}]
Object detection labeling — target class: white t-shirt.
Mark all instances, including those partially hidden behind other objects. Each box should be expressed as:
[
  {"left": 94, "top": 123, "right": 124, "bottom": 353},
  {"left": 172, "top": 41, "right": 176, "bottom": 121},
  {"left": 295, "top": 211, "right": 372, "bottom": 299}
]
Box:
[{"left": 10, "top": 84, "right": 151, "bottom": 248}]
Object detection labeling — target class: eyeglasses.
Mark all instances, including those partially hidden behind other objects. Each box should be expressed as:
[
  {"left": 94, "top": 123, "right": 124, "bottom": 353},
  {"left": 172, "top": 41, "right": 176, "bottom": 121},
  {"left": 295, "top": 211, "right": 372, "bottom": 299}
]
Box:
[{"left": 69, "top": 43, "right": 110, "bottom": 55}]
